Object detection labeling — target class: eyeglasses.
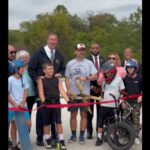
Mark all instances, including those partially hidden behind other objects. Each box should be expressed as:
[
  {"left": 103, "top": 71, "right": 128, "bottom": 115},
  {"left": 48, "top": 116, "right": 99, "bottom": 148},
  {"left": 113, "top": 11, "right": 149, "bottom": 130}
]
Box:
[
  {"left": 10, "top": 51, "right": 17, "bottom": 55},
  {"left": 109, "top": 57, "right": 116, "bottom": 60}
]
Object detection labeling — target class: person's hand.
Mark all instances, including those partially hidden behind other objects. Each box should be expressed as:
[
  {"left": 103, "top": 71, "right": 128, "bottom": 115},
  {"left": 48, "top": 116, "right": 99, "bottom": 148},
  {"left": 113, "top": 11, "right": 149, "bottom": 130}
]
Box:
[
  {"left": 41, "top": 101, "right": 46, "bottom": 105},
  {"left": 67, "top": 100, "right": 72, "bottom": 104},
  {"left": 91, "top": 86, "right": 101, "bottom": 94},
  {"left": 19, "top": 101, "right": 26, "bottom": 108},
  {"left": 137, "top": 96, "right": 142, "bottom": 103},
  {"left": 67, "top": 90, "right": 72, "bottom": 97},
  {"left": 13, "top": 103, "right": 19, "bottom": 108},
  {"left": 76, "top": 76, "right": 87, "bottom": 82},
  {"left": 54, "top": 73, "right": 62, "bottom": 78}
]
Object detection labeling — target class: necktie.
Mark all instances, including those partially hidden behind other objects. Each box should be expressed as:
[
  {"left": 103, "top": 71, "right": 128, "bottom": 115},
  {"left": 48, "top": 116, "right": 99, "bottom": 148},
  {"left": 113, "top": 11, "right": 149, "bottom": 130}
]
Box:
[
  {"left": 95, "top": 56, "right": 99, "bottom": 71},
  {"left": 51, "top": 50, "right": 54, "bottom": 63}
]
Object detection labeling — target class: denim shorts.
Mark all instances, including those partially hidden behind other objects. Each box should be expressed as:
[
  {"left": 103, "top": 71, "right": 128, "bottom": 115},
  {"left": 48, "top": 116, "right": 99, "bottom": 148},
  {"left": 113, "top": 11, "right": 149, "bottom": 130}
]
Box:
[{"left": 8, "top": 108, "right": 30, "bottom": 122}]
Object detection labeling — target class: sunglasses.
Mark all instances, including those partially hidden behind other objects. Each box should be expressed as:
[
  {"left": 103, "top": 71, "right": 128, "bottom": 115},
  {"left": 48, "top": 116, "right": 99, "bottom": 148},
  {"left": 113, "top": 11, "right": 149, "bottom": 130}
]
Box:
[
  {"left": 10, "top": 51, "right": 17, "bottom": 55},
  {"left": 109, "top": 57, "right": 116, "bottom": 60}
]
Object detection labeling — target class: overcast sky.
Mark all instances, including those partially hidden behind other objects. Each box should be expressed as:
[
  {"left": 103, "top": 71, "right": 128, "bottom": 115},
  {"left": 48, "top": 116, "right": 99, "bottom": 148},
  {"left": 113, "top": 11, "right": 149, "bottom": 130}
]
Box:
[{"left": 9, "top": 0, "right": 142, "bottom": 30}]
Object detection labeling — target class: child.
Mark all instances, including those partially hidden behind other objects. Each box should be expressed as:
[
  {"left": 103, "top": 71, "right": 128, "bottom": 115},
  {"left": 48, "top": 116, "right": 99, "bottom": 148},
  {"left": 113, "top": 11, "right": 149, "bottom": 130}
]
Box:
[
  {"left": 8, "top": 60, "right": 31, "bottom": 150},
  {"left": 96, "top": 60, "right": 125, "bottom": 146},
  {"left": 37, "top": 62, "right": 69, "bottom": 149},
  {"left": 122, "top": 60, "right": 142, "bottom": 144}
]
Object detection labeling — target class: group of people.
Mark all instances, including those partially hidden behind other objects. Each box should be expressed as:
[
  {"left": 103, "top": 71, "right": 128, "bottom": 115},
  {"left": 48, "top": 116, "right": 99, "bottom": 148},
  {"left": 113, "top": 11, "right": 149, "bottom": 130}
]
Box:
[{"left": 8, "top": 32, "right": 142, "bottom": 150}]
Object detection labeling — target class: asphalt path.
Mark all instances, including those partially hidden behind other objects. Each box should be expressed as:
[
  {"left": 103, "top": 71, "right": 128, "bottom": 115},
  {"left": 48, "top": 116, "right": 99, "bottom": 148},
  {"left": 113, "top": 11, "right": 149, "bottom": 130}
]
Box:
[{"left": 30, "top": 100, "right": 142, "bottom": 150}]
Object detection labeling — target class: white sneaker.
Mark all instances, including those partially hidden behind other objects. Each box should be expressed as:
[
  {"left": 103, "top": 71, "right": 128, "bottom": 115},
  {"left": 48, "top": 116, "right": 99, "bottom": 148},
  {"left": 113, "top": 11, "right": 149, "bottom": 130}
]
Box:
[{"left": 135, "top": 138, "right": 140, "bottom": 145}]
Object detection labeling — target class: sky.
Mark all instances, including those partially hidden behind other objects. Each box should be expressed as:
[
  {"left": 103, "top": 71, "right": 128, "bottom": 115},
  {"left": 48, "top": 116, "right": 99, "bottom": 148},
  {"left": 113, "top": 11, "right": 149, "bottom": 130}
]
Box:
[{"left": 9, "top": 0, "right": 142, "bottom": 30}]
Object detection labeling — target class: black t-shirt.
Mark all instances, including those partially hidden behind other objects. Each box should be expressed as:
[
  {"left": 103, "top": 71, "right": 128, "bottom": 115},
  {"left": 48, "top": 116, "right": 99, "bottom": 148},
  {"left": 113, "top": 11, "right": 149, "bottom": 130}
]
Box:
[
  {"left": 123, "top": 74, "right": 142, "bottom": 104},
  {"left": 42, "top": 76, "right": 59, "bottom": 103}
]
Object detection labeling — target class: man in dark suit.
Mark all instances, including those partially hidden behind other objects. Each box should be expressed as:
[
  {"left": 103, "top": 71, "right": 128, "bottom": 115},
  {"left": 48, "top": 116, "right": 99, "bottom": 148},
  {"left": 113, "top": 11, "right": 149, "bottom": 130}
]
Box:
[
  {"left": 121, "top": 48, "right": 142, "bottom": 76},
  {"left": 86, "top": 43, "right": 106, "bottom": 139},
  {"left": 28, "top": 33, "right": 65, "bottom": 146}
]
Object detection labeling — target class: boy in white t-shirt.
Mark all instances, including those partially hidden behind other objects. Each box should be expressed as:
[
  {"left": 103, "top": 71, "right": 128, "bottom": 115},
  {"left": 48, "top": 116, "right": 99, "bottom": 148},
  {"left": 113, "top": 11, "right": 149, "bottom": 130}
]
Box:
[
  {"left": 96, "top": 61, "right": 125, "bottom": 146},
  {"left": 8, "top": 60, "right": 30, "bottom": 149}
]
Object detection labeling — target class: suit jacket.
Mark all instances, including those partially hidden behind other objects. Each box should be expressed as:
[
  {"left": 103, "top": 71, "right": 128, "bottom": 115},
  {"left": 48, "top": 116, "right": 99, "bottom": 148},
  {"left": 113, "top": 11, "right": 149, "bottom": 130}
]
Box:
[
  {"left": 87, "top": 54, "right": 106, "bottom": 96},
  {"left": 28, "top": 46, "right": 65, "bottom": 82}
]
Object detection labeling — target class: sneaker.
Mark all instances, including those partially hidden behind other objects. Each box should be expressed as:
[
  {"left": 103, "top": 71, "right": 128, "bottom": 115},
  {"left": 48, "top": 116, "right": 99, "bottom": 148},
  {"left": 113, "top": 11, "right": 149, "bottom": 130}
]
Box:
[
  {"left": 44, "top": 138, "right": 53, "bottom": 149},
  {"left": 68, "top": 135, "right": 77, "bottom": 143},
  {"left": 135, "top": 138, "right": 140, "bottom": 145},
  {"left": 17, "top": 141, "right": 21, "bottom": 149},
  {"left": 11, "top": 145, "right": 21, "bottom": 150},
  {"left": 36, "top": 138, "right": 44, "bottom": 146},
  {"left": 50, "top": 138, "right": 57, "bottom": 148},
  {"left": 79, "top": 136, "right": 85, "bottom": 144},
  {"left": 86, "top": 133, "right": 93, "bottom": 139},
  {"left": 95, "top": 138, "right": 103, "bottom": 146},
  {"left": 8, "top": 139, "right": 12, "bottom": 148},
  {"left": 59, "top": 140, "right": 66, "bottom": 150}
]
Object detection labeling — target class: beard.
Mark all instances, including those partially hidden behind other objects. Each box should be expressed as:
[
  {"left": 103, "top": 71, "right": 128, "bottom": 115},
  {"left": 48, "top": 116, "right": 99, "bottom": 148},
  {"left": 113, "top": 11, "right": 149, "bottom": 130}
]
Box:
[{"left": 91, "top": 52, "right": 99, "bottom": 56}]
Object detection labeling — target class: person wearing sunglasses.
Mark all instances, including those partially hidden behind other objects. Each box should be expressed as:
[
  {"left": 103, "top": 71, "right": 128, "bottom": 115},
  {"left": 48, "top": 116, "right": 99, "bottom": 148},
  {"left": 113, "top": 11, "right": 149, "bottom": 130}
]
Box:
[
  {"left": 8, "top": 45, "right": 17, "bottom": 63},
  {"left": 97, "top": 52, "right": 126, "bottom": 87}
]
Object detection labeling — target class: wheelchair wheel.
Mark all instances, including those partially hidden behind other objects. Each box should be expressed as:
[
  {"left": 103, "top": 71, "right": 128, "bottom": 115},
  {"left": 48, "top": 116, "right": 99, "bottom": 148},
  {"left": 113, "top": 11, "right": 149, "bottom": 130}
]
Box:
[{"left": 106, "top": 122, "right": 136, "bottom": 150}]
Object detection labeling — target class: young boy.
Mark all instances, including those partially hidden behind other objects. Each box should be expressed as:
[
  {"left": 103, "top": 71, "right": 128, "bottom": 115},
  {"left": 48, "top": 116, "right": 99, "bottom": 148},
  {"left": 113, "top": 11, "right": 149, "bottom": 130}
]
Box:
[
  {"left": 8, "top": 60, "right": 31, "bottom": 150},
  {"left": 96, "top": 60, "right": 125, "bottom": 146},
  {"left": 122, "top": 60, "right": 142, "bottom": 144},
  {"left": 37, "top": 62, "right": 69, "bottom": 149}
]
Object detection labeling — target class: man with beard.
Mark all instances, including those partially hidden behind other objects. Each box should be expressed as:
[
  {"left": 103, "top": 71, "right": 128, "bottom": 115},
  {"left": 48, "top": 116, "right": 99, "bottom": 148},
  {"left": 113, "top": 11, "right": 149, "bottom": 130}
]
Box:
[{"left": 86, "top": 43, "right": 106, "bottom": 139}]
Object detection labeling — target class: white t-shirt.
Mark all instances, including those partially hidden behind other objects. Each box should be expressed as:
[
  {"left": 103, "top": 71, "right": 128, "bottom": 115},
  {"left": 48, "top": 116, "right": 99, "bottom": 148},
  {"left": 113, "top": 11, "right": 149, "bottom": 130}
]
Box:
[
  {"left": 101, "top": 75, "right": 125, "bottom": 108},
  {"left": 8, "top": 75, "right": 29, "bottom": 108},
  {"left": 65, "top": 58, "right": 97, "bottom": 96}
]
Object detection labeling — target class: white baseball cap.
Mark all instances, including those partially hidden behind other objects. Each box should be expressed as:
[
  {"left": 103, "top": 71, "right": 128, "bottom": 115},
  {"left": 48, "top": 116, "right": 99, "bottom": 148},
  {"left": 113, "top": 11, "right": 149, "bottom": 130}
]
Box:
[{"left": 76, "top": 43, "right": 85, "bottom": 49}]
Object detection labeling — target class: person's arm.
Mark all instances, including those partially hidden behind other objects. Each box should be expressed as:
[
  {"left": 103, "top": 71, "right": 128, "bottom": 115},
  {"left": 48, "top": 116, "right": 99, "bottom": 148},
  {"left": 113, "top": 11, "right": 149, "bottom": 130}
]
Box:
[
  {"left": 8, "top": 77, "right": 18, "bottom": 107},
  {"left": 58, "top": 78, "right": 69, "bottom": 102},
  {"left": 97, "top": 72, "right": 104, "bottom": 86},
  {"left": 37, "top": 78, "right": 45, "bottom": 102},
  {"left": 8, "top": 94, "right": 18, "bottom": 107},
  {"left": 85, "top": 72, "right": 98, "bottom": 81},
  {"left": 19, "top": 89, "right": 28, "bottom": 108},
  {"left": 28, "top": 51, "right": 39, "bottom": 81},
  {"left": 65, "top": 77, "right": 71, "bottom": 95}
]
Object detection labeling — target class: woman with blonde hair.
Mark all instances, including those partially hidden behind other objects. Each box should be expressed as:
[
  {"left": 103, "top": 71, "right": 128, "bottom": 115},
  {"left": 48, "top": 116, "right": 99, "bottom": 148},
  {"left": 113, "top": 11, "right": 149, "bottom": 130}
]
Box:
[
  {"left": 16, "top": 50, "right": 36, "bottom": 131},
  {"left": 97, "top": 52, "right": 126, "bottom": 86},
  {"left": 108, "top": 52, "right": 126, "bottom": 78}
]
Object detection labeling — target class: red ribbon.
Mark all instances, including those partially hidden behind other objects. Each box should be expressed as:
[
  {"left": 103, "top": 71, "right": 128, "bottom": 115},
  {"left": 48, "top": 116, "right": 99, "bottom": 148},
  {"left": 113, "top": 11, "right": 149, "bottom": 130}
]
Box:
[{"left": 9, "top": 94, "right": 142, "bottom": 112}]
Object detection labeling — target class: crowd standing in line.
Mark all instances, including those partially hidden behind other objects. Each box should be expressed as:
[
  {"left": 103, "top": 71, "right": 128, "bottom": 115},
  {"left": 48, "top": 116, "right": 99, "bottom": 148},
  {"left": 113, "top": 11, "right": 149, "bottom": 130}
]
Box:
[{"left": 8, "top": 36, "right": 142, "bottom": 149}]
